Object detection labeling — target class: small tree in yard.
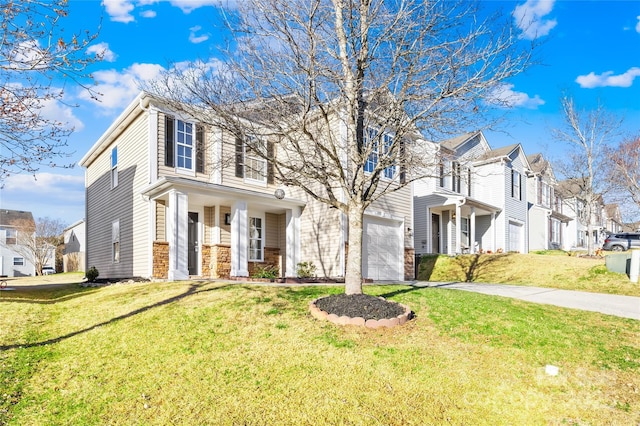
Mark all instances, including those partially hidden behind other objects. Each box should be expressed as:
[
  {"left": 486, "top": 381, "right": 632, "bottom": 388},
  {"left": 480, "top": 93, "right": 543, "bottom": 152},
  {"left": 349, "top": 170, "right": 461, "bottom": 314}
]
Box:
[
  {"left": 607, "top": 134, "right": 640, "bottom": 222},
  {"left": 2, "top": 217, "right": 66, "bottom": 276},
  {"left": 552, "top": 96, "right": 623, "bottom": 255},
  {"left": 0, "top": 0, "right": 100, "bottom": 182},
  {"left": 148, "top": 0, "right": 534, "bottom": 294}
]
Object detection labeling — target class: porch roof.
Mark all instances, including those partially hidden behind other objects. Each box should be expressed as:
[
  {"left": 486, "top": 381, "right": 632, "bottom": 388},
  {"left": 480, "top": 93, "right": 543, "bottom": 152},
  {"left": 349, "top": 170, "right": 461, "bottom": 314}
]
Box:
[
  {"left": 426, "top": 190, "right": 502, "bottom": 216},
  {"left": 141, "top": 177, "right": 306, "bottom": 213}
]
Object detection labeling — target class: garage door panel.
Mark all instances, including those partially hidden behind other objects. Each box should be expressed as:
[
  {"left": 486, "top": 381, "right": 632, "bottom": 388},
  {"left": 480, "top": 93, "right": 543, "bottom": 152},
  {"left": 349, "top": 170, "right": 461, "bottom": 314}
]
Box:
[{"left": 363, "top": 217, "right": 403, "bottom": 281}]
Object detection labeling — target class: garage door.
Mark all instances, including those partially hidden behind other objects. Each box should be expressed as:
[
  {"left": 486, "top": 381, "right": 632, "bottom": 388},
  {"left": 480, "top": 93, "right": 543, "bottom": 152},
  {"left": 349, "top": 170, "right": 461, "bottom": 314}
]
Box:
[{"left": 363, "top": 216, "right": 403, "bottom": 281}]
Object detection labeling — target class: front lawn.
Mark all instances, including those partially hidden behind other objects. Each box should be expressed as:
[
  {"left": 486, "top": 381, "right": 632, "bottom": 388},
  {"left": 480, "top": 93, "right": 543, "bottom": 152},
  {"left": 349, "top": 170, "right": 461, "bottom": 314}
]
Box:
[
  {"left": 417, "top": 252, "right": 640, "bottom": 297},
  {"left": 1, "top": 281, "right": 638, "bottom": 424}
]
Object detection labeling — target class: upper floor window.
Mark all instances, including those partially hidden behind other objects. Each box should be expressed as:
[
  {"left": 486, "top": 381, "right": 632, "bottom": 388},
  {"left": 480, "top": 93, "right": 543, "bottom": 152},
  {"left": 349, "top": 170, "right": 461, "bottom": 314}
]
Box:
[
  {"left": 13, "top": 257, "right": 24, "bottom": 266},
  {"left": 111, "top": 146, "right": 118, "bottom": 189},
  {"left": 438, "top": 161, "right": 445, "bottom": 188},
  {"left": 164, "top": 116, "right": 204, "bottom": 173},
  {"left": 538, "top": 180, "right": 552, "bottom": 207},
  {"left": 364, "top": 127, "right": 396, "bottom": 179},
  {"left": 511, "top": 169, "right": 521, "bottom": 200},
  {"left": 1, "top": 227, "right": 17, "bottom": 245},
  {"left": 235, "top": 135, "right": 273, "bottom": 184}
]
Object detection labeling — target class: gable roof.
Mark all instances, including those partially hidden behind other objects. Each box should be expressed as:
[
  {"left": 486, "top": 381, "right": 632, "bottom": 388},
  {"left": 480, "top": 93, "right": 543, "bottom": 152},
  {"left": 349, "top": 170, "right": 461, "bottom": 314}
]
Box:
[
  {"left": 440, "top": 131, "right": 479, "bottom": 150},
  {"left": 0, "top": 209, "right": 35, "bottom": 228}
]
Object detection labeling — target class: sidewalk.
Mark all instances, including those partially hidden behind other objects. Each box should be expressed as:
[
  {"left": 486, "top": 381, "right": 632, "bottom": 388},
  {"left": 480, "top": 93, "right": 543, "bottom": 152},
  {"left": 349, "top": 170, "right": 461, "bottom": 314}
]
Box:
[{"left": 413, "top": 282, "right": 640, "bottom": 320}]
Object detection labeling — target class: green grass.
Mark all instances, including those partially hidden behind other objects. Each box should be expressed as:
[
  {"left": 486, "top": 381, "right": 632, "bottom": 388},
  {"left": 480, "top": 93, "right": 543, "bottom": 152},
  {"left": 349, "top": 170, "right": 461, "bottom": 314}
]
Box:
[
  {"left": 417, "top": 253, "right": 640, "bottom": 297},
  {"left": 1, "top": 281, "right": 639, "bottom": 425}
]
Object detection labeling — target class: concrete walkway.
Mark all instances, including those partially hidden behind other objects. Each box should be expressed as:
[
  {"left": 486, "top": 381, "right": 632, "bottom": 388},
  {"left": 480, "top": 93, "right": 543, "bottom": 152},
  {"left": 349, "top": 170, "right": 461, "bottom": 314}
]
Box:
[{"left": 413, "top": 282, "right": 640, "bottom": 320}]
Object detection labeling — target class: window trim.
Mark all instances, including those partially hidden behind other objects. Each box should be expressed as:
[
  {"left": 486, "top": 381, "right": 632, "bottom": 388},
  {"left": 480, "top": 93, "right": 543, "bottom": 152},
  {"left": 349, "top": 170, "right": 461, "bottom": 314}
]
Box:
[
  {"left": 364, "top": 127, "right": 396, "bottom": 179},
  {"left": 112, "top": 220, "right": 120, "bottom": 263},
  {"left": 243, "top": 135, "right": 268, "bottom": 184},
  {"left": 165, "top": 116, "right": 204, "bottom": 174},
  {"left": 13, "top": 257, "right": 24, "bottom": 266},
  {"left": 111, "top": 146, "right": 118, "bottom": 189},
  {"left": 511, "top": 169, "right": 521, "bottom": 200},
  {"left": 248, "top": 215, "right": 264, "bottom": 262}
]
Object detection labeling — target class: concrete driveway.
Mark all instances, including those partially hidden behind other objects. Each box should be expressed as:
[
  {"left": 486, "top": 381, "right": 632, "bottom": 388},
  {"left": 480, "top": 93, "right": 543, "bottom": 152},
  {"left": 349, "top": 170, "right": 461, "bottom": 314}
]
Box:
[{"left": 414, "top": 282, "right": 640, "bottom": 320}]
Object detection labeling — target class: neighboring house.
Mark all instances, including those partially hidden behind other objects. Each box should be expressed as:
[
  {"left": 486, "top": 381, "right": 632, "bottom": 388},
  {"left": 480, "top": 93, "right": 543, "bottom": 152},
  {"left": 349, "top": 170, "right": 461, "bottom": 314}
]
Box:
[
  {"left": 526, "top": 154, "right": 572, "bottom": 251},
  {"left": 79, "top": 92, "right": 414, "bottom": 282},
  {"left": 63, "top": 219, "right": 86, "bottom": 272},
  {"left": 0, "top": 210, "right": 36, "bottom": 277},
  {"left": 556, "top": 179, "right": 606, "bottom": 250},
  {"left": 413, "top": 131, "right": 530, "bottom": 255},
  {"left": 603, "top": 204, "right": 623, "bottom": 234}
]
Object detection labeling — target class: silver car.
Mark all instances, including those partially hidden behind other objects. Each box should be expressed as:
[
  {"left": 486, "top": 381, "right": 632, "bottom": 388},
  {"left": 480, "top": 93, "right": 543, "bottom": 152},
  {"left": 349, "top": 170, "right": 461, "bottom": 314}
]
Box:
[{"left": 602, "top": 233, "right": 640, "bottom": 251}]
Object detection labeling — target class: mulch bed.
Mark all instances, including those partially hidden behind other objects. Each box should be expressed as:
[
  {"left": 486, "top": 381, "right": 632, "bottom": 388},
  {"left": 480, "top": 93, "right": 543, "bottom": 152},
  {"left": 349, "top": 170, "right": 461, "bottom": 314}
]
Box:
[{"left": 313, "top": 293, "right": 406, "bottom": 321}]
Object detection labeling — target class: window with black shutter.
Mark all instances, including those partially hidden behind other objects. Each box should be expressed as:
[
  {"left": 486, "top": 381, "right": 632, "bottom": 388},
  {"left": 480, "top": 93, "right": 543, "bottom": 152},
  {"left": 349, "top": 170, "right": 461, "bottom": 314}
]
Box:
[
  {"left": 196, "top": 125, "right": 204, "bottom": 173},
  {"left": 165, "top": 115, "right": 174, "bottom": 167}
]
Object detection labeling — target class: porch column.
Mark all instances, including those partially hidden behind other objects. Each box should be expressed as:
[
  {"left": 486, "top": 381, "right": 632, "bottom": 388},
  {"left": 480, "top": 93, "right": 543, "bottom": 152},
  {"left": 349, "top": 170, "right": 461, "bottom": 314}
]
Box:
[
  {"left": 167, "top": 189, "right": 189, "bottom": 281},
  {"left": 470, "top": 207, "right": 476, "bottom": 253},
  {"left": 230, "top": 201, "right": 249, "bottom": 277},
  {"left": 285, "top": 206, "right": 301, "bottom": 278},
  {"left": 490, "top": 212, "right": 496, "bottom": 252},
  {"left": 454, "top": 205, "right": 461, "bottom": 254}
]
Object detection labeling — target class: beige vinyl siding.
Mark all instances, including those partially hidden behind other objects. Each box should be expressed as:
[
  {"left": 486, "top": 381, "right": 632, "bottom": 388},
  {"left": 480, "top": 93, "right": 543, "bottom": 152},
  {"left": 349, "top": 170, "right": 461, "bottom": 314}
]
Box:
[
  {"left": 299, "top": 197, "right": 343, "bottom": 278},
  {"left": 204, "top": 206, "right": 214, "bottom": 244},
  {"left": 265, "top": 213, "right": 279, "bottom": 248},
  {"left": 219, "top": 206, "right": 231, "bottom": 245},
  {"left": 156, "top": 200, "right": 166, "bottom": 241},
  {"left": 368, "top": 181, "right": 413, "bottom": 248},
  {"left": 86, "top": 112, "right": 150, "bottom": 278}
]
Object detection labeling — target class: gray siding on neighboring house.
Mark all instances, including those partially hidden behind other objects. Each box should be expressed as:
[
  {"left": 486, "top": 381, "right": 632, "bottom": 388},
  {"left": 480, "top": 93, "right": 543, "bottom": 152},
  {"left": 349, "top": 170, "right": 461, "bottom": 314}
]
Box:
[
  {"left": 476, "top": 215, "right": 492, "bottom": 251},
  {"left": 502, "top": 152, "right": 529, "bottom": 252}
]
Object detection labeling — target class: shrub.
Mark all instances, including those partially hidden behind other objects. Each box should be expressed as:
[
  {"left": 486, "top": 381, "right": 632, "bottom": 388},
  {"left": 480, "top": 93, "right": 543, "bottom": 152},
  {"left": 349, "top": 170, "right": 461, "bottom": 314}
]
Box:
[
  {"left": 296, "top": 261, "right": 317, "bottom": 279},
  {"left": 252, "top": 265, "right": 278, "bottom": 279},
  {"left": 85, "top": 266, "right": 99, "bottom": 282}
]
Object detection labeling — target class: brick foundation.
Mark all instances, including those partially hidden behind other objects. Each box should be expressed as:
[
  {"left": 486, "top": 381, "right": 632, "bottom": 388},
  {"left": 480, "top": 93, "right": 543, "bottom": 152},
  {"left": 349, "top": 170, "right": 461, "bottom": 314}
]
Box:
[{"left": 404, "top": 248, "right": 415, "bottom": 281}]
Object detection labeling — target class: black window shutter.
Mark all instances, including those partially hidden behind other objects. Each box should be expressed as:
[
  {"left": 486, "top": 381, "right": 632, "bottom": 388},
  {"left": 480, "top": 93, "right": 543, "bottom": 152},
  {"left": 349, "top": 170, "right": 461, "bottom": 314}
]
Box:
[
  {"left": 165, "top": 116, "right": 174, "bottom": 167},
  {"left": 235, "top": 136, "right": 244, "bottom": 178},
  {"left": 196, "top": 125, "right": 204, "bottom": 173},
  {"left": 267, "top": 141, "right": 274, "bottom": 184},
  {"left": 399, "top": 139, "right": 406, "bottom": 184}
]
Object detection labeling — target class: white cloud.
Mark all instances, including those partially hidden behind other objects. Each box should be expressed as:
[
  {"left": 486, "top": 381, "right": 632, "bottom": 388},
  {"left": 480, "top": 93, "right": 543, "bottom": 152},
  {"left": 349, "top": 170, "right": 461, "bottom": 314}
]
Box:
[
  {"left": 513, "top": 0, "right": 557, "bottom": 40},
  {"left": 102, "top": 0, "right": 135, "bottom": 23},
  {"left": 169, "top": 0, "right": 225, "bottom": 13},
  {"left": 488, "top": 84, "right": 545, "bottom": 109},
  {"left": 636, "top": 15, "right": 640, "bottom": 33},
  {"left": 86, "top": 42, "right": 117, "bottom": 62},
  {"left": 78, "top": 63, "right": 166, "bottom": 111},
  {"left": 140, "top": 9, "right": 156, "bottom": 18},
  {"left": 41, "top": 98, "right": 85, "bottom": 131},
  {"left": 189, "top": 26, "right": 210, "bottom": 44},
  {"left": 576, "top": 67, "right": 640, "bottom": 88},
  {"left": 1, "top": 173, "right": 85, "bottom": 225}
]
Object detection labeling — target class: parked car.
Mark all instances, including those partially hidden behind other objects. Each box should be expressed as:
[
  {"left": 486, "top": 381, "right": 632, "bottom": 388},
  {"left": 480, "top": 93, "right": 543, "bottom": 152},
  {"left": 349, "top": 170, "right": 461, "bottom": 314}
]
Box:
[
  {"left": 42, "top": 266, "right": 56, "bottom": 275},
  {"left": 602, "top": 233, "right": 640, "bottom": 251}
]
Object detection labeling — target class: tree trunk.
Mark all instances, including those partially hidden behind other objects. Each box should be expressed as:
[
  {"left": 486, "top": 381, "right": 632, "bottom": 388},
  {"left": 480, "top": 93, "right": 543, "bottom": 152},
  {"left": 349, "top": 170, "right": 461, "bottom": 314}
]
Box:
[{"left": 344, "top": 204, "right": 364, "bottom": 295}]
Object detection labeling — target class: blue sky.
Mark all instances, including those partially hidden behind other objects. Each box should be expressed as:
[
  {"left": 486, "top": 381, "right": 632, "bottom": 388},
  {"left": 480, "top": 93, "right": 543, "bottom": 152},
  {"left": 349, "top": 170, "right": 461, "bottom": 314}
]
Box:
[{"left": 1, "top": 0, "right": 639, "bottom": 226}]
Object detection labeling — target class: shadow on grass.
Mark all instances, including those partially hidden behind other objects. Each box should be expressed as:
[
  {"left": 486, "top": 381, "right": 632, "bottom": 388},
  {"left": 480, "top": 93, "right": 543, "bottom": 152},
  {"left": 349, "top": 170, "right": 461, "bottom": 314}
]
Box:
[
  {"left": 0, "top": 283, "right": 232, "bottom": 351},
  {"left": 453, "top": 253, "right": 512, "bottom": 282},
  {"left": 0, "top": 284, "right": 101, "bottom": 305}
]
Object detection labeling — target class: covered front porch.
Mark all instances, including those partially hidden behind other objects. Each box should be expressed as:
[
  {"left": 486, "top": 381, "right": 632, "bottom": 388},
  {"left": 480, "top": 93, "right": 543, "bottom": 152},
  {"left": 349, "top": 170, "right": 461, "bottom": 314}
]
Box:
[
  {"left": 142, "top": 177, "right": 306, "bottom": 280},
  {"left": 425, "top": 192, "right": 501, "bottom": 255}
]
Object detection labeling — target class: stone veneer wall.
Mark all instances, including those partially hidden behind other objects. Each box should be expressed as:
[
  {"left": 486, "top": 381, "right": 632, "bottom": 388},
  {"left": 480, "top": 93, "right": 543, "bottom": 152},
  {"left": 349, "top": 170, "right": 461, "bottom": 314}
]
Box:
[
  {"left": 211, "top": 244, "right": 231, "bottom": 278},
  {"left": 404, "top": 248, "right": 415, "bottom": 281},
  {"left": 153, "top": 241, "right": 169, "bottom": 279},
  {"left": 247, "top": 247, "right": 281, "bottom": 277},
  {"left": 201, "top": 244, "right": 212, "bottom": 278}
]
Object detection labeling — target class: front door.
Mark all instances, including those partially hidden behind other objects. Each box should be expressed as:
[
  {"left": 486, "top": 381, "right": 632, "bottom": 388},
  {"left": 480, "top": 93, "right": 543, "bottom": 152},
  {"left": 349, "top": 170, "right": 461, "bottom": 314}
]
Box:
[
  {"left": 188, "top": 212, "right": 198, "bottom": 275},
  {"left": 431, "top": 213, "right": 440, "bottom": 253}
]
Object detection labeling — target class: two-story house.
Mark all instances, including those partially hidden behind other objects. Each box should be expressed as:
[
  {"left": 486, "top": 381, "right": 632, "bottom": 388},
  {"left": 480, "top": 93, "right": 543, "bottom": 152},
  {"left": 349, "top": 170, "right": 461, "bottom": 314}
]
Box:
[
  {"left": 63, "top": 219, "right": 86, "bottom": 272},
  {"left": 413, "top": 131, "right": 530, "bottom": 255},
  {"left": 526, "top": 154, "right": 572, "bottom": 251},
  {"left": 0, "top": 209, "right": 36, "bottom": 277},
  {"left": 603, "top": 204, "right": 623, "bottom": 234},
  {"left": 80, "top": 92, "right": 414, "bottom": 282},
  {"left": 556, "top": 179, "right": 606, "bottom": 250}
]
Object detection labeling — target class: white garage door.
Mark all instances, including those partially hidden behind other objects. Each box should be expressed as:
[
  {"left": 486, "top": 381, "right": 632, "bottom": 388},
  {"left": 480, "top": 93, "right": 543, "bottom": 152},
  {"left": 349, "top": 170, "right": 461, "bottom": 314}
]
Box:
[{"left": 363, "top": 216, "right": 403, "bottom": 281}]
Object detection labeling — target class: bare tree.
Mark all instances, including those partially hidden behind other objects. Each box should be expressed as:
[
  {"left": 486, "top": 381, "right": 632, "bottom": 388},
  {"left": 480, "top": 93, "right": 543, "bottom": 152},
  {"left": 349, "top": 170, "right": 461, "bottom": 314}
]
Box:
[
  {"left": 0, "top": 0, "right": 101, "bottom": 181},
  {"left": 607, "top": 134, "right": 640, "bottom": 222},
  {"left": 552, "top": 96, "right": 623, "bottom": 255},
  {"left": 2, "top": 217, "right": 66, "bottom": 276},
  {"left": 147, "top": 0, "right": 533, "bottom": 294}
]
